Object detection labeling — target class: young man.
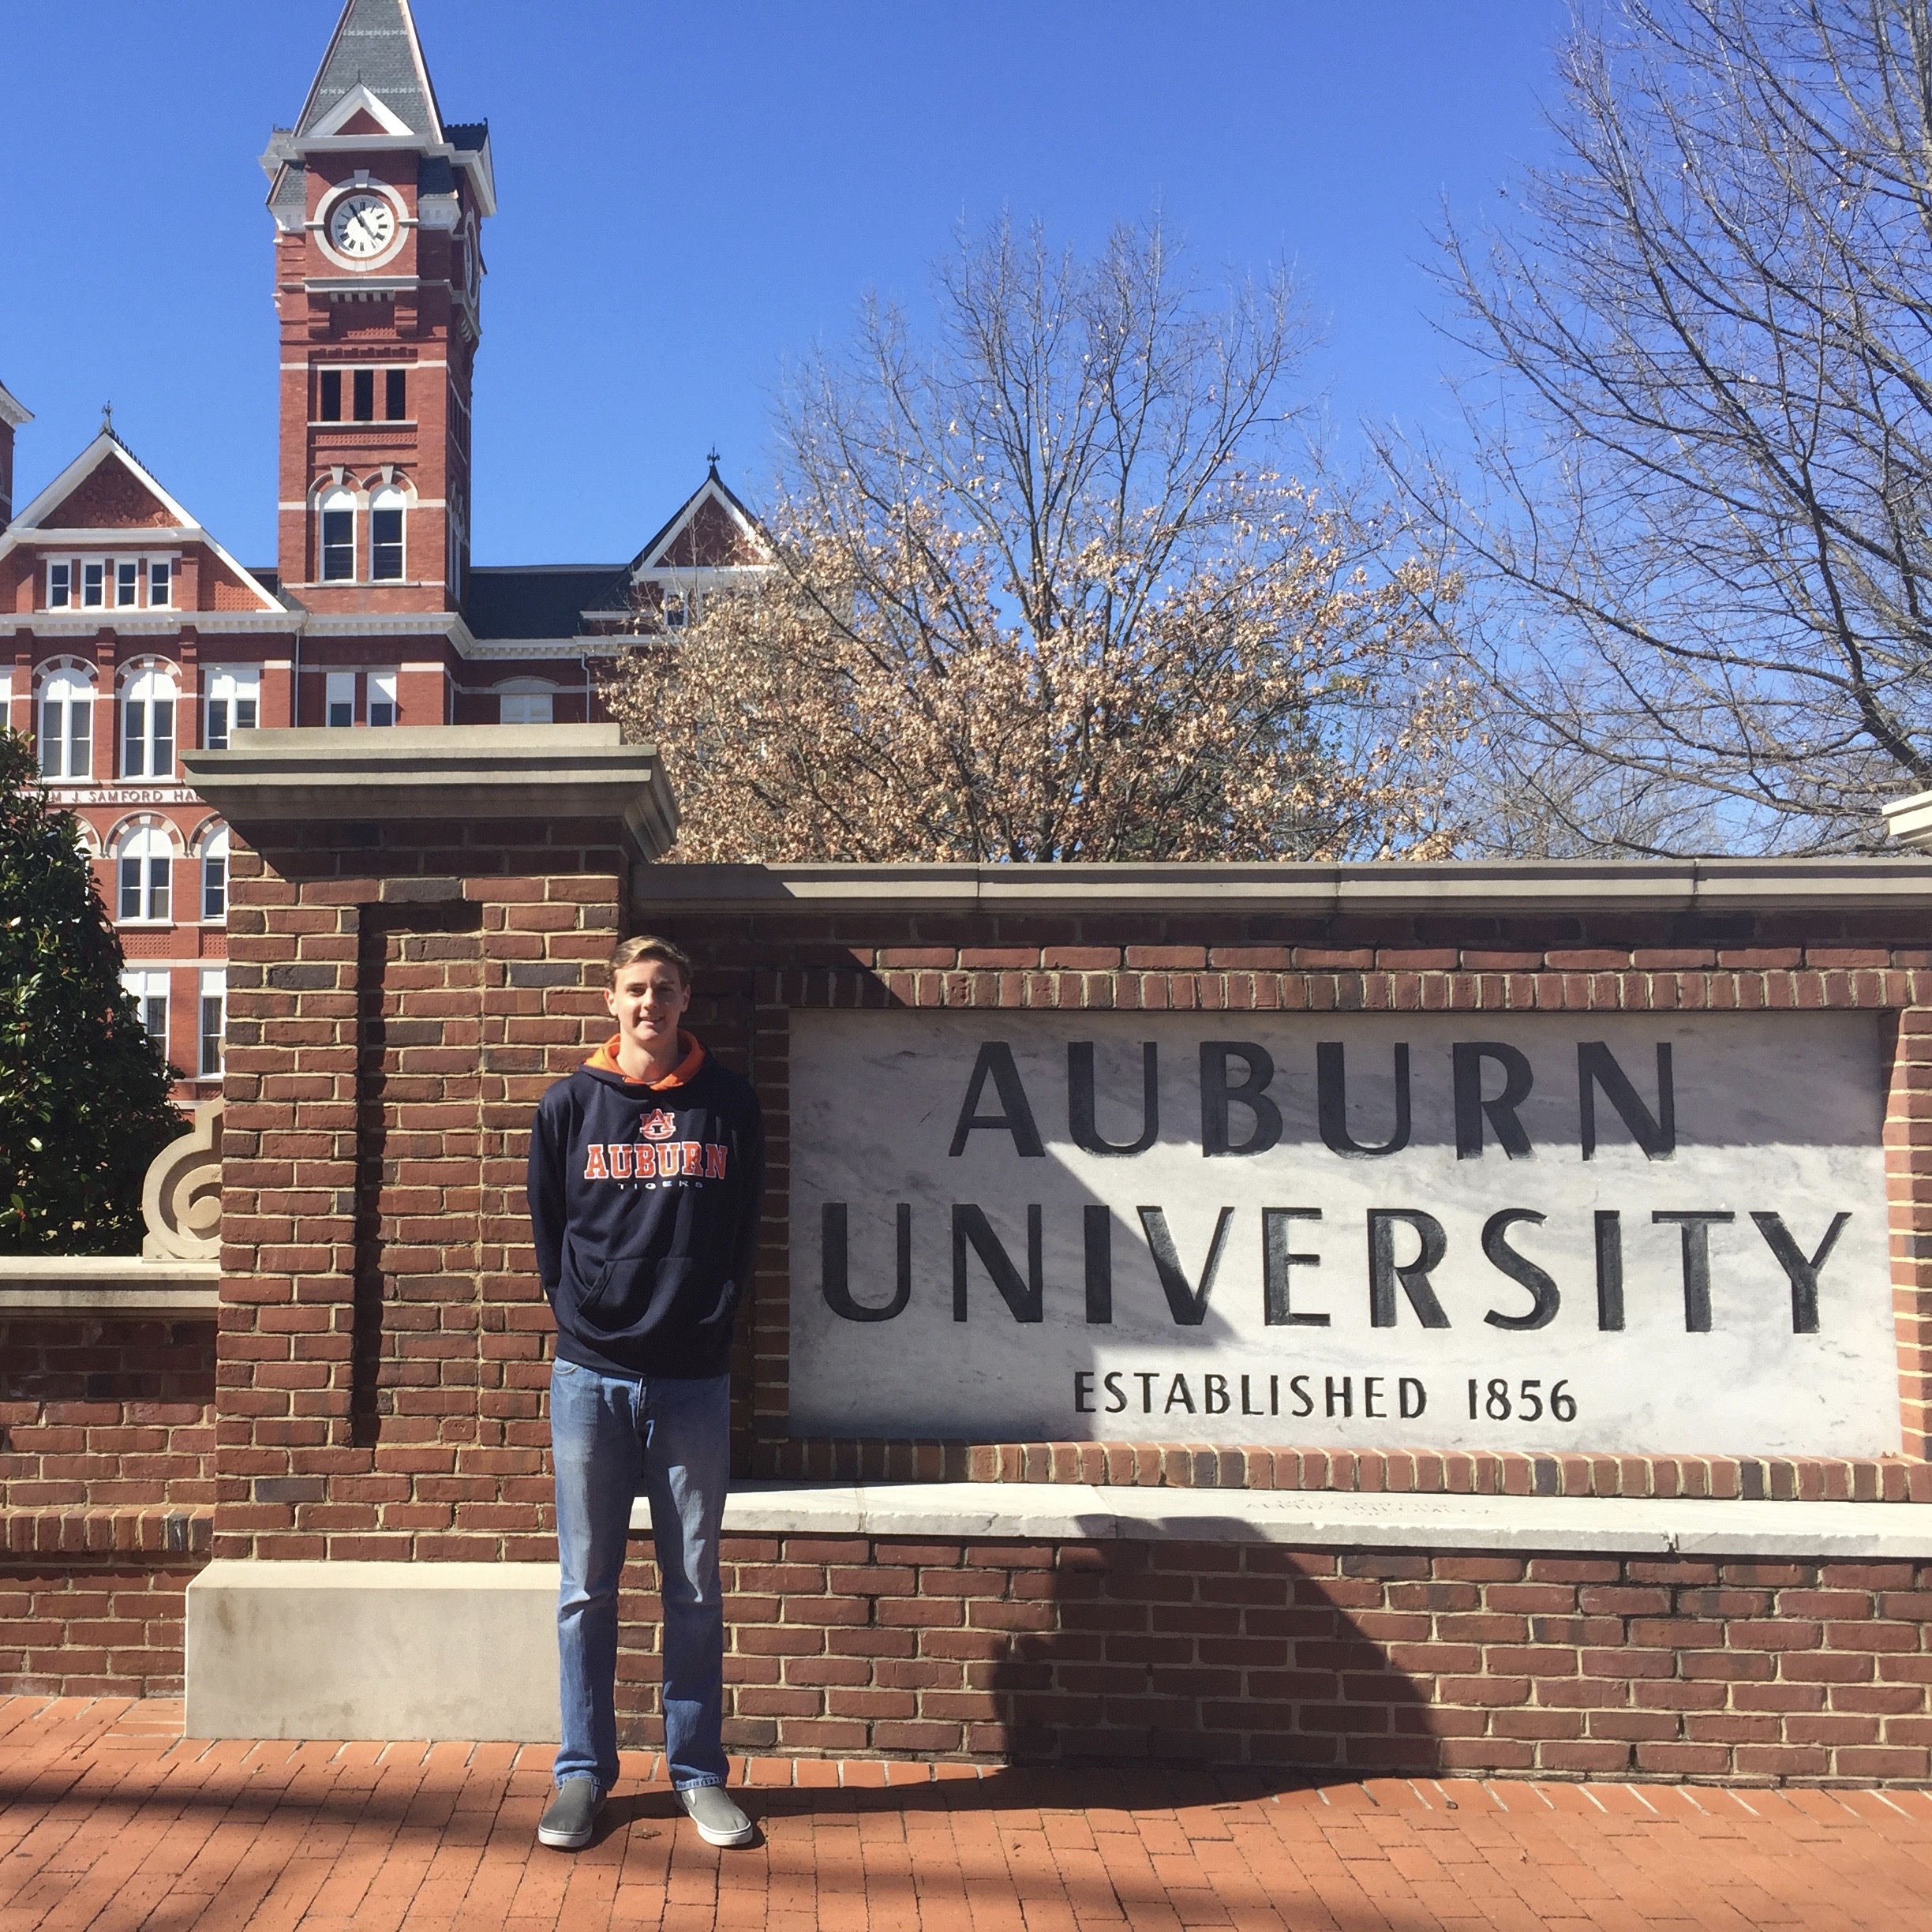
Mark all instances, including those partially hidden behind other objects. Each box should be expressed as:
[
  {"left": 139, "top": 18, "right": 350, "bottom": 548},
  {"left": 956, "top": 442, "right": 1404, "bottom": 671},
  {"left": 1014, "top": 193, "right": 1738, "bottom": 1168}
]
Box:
[{"left": 526, "top": 936, "right": 765, "bottom": 1852}]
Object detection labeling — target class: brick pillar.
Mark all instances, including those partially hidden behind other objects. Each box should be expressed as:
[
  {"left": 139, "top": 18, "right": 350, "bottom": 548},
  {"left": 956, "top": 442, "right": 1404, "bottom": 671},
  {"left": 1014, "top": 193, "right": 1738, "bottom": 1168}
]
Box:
[
  {"left": 1889, "top": 1008, "right": 1932, "bottom": 1458},
  {"left": 182, "top": 726, "right": 676, "bottom": 1561}
]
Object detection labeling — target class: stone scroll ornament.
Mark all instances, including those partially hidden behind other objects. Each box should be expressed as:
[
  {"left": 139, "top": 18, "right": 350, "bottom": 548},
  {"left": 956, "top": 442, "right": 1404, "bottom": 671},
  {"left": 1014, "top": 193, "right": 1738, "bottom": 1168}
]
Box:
[{"left": 141, "top": 1098, "right": 223, "bottom": 1261}]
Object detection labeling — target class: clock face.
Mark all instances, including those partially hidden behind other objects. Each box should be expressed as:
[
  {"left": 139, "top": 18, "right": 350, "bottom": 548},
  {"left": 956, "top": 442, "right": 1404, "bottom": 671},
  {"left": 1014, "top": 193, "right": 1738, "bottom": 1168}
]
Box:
[{"left": 327, "top": 192, "right": 397, "bottom": 260}]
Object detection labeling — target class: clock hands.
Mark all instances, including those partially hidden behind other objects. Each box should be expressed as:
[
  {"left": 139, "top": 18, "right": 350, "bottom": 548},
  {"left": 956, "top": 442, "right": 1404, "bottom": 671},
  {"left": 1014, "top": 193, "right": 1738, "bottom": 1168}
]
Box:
[{"left": 331, "top": 196, "right": 393, "bottom": 256}]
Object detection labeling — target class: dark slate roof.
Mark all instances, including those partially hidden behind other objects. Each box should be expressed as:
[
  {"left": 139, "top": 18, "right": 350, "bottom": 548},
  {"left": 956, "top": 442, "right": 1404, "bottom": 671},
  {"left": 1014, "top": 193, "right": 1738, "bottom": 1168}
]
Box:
[
  {"left": 464, "top": 565, "right": 628, "bottom": 640},
  {"left": 444, "top": 121, "right": 489, "bottom": 152},
  {"left": 270, "top": 159, "right": 307, "bottom": 217},
  {"left": 246, "top": 568, "right": 307, "bottom": 614},
  {"left": 298, "top": 0, "right": 442, "bottom": 139},
  {"left": 417, "top": 153, "right": 456, "bottom": 197}
]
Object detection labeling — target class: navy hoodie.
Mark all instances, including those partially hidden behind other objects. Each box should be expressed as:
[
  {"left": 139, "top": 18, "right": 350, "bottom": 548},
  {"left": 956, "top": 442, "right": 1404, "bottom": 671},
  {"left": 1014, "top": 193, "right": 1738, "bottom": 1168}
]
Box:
[{"left": 528, "top": 1032, "right": 765, "bottom": 1379}]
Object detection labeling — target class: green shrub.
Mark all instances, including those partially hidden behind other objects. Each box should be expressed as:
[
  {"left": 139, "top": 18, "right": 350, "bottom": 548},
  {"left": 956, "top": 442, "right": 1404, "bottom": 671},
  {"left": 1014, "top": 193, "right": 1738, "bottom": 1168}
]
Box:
[{"left": 1, "top": 728, "right": 185, "bottom": 1252}]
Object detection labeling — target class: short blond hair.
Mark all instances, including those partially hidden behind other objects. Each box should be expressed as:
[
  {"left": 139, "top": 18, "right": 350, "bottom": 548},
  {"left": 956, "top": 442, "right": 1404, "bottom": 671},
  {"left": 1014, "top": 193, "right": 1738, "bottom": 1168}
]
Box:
[{"left": 609, "top": 934, "right": 693, "bottom": 987}]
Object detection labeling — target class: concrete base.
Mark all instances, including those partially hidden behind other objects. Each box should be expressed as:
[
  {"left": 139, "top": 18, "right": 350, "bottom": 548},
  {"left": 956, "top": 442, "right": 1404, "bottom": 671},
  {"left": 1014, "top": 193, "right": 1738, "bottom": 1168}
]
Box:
[
  {"left": 185, "top": 1560, "right": 560, "bottom": 1742},
  {"left": 183, "top": 1488, "right": 1932, "bottom": 1743}
]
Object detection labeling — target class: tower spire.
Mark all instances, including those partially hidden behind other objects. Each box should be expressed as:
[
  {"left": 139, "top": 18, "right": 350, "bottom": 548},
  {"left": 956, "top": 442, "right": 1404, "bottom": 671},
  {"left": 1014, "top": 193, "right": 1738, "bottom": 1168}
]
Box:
[{"left": 297, "top": 0, "right": 443, "bottom": 140}]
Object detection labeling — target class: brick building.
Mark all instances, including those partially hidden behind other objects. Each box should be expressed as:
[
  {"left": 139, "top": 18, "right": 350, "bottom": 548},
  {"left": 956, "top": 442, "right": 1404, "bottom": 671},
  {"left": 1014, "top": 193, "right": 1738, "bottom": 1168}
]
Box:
[{"left": 0, "top": 0, "right": 770, "bottom": 1097}]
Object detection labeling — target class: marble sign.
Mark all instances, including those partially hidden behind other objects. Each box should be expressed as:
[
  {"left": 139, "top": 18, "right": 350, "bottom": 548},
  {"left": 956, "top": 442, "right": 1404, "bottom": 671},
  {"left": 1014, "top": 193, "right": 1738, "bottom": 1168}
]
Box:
[{"left": 788, "top": 1011, "right": 1898, "bottom": 1455}]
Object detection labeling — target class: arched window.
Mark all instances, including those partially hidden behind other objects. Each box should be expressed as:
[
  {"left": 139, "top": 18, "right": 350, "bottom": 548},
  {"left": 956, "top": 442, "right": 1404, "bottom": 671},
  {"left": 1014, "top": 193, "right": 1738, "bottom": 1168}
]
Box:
[
  {"left": 121, "top": 663, "right": 179, "bottom": 779},
  {"left": 371, "top": 483, "right": 406, "bottom": 582},
  {"left": 199, "top": 825, "right": 230, "bottom": 922},
  {"left": 115, "top": 823, "right": 174, "bottom": 923},
  {"left": 497, "top": 678, "right": 556, "bottom": 726},
  {"left": 36, "top": 662, "right": 94, "bottom": 780},
  {"left": 320, "top": 485, "right": 357, "bottom": 582}
]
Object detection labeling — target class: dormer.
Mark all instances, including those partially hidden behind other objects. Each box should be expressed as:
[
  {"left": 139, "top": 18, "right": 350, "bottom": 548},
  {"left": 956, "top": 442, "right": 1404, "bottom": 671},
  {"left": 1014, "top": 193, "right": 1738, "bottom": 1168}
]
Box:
[
  {"left": 0, "top": 429, "right": 282, "bottom": 620},
  {"left": 575, "top": 465, "right": 777, "bottom": 638}
]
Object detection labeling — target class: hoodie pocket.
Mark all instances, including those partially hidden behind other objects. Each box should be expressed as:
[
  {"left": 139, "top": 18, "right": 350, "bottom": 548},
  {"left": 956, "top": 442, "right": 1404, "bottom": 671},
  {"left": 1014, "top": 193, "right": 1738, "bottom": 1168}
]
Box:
[{"left": 579, "top": 1252, "right": 698, "bottom": 1335}]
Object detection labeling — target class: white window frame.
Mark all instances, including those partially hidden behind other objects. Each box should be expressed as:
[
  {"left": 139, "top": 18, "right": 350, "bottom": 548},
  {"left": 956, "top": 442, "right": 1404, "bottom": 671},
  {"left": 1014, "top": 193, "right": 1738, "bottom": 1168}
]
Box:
[
  {"left": 203, "top": 667, "right": 260, "bottom": 751},
  {"left": 320, "top": 488, "right": 358, "bottom": 582},
  {"left": 498, "top": 678, "right": 556, "bottom": 726},
  {"left": 200, "top": 826, "right": 230, "bottom": 922},
  {"left": 45, "top": 554, "right": 178, "bottom": 613},
  {"left": 36, "top": 665, "right": 95, "bottom": 780},
  {"left": 198, "top": 969, "right": 227, "bottom": 1080},
  {"left": 120, "top": 665, "right": 179, "bottom": 781},
  {"left": 324, "top": 670, "right": 357, "bottom": 728},
  {"left": 368, "top": 668, "right": 399, "bottom": 728},
  {"left": 370, "top": 485, "right": 406, "bottom": 582},
  {"left": 116, "top": 825, "right": 174, "bottom": 923},
  {"left": 122, "top": 969, "right": 171, "bottom": 1054}
]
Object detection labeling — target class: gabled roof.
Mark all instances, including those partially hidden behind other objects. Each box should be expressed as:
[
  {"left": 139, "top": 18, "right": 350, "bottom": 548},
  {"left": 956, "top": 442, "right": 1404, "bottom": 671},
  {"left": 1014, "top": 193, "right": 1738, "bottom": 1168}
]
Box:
[
  {"left": 298, "top": 0, "right": 443, "bottom": 140},
  {"left": 594, "top": 464, "right": 773, "bottom": 600},
  {"left": 0, "top": 378, "right": 30, "bottom": 432},
  {"left": 0, "top": 432, "right": 283, "bottom": 614}
]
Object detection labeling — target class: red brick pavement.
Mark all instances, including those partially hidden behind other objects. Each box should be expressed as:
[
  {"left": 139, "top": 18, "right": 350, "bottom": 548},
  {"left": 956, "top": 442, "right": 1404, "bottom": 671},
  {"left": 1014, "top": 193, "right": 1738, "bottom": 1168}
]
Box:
[{"left": 5, "top": 1698, "right": 1932, "bottom": 1930}]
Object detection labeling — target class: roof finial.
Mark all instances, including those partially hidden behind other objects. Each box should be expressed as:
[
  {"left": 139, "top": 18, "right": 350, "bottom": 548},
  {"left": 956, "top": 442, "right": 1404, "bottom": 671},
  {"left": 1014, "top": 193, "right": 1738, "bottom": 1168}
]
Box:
[
  {"left": 706, "top": 446, "right": 721, "bottom": 474},
  {"left": 102, "top": 402, "right": 114, "bottom": 436}
]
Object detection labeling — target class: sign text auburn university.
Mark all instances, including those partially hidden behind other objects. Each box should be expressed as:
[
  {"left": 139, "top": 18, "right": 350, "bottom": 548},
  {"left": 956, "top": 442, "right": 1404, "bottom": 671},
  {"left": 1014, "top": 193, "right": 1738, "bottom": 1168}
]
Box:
[{"left": 787, "top": 1011, "right": 1896, "bottom": 1455}]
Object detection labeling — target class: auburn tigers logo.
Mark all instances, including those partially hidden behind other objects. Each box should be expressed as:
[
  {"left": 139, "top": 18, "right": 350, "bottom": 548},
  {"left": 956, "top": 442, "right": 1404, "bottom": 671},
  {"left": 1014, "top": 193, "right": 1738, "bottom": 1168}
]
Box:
[
  {"left": 582, "top": 1140, "right": 728, "bottom": 1181},
  {"left": 639, "top": 1109, "right": 678, "bottom": 1140}
]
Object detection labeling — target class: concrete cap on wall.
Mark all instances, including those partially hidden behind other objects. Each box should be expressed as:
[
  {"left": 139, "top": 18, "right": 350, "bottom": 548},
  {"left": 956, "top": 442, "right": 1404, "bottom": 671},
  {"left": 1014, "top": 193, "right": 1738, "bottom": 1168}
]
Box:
[
  {"left": 1885, "top": 788, "right": 1932, "bottom": 852},
  {"left": 182, "top": 724, "right": 678, "bottom": 860},
  {"left": 632, "top": 853, "right": 1930, "bottom": 917}
]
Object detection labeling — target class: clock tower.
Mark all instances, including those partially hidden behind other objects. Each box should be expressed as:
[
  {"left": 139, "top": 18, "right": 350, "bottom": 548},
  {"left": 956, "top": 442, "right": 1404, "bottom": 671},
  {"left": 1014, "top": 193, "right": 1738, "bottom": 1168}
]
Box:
[{"left": 261, "top": 0, "right": 492, "bottom": 618}]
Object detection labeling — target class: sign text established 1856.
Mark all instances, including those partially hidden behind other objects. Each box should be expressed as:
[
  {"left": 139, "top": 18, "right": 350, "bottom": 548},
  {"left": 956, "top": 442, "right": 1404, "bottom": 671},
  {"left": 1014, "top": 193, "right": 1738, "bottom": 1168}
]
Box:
[{"left": 788, "top": 1012, "right": 1896, "bottom": 1455}]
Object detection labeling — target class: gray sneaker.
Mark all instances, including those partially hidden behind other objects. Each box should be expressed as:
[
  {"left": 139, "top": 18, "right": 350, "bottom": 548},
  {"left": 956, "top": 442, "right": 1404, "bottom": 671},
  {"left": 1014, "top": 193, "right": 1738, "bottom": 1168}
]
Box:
[
  {"left": 678, "top": 1783, "right": 754, "bottom": 1847},
  {"left": 537, "top": 1776, "right": 604, "bottom": 1851}
]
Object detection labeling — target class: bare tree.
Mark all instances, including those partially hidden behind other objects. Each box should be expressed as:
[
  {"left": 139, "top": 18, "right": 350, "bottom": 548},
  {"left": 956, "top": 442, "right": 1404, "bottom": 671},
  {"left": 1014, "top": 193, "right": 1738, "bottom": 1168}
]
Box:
[
  {"left": 1394, "top": 0, "right": 1932, "bottom": 854},
  {"left": 606, "top": 218, "right": 1468, "bottom": 863}
]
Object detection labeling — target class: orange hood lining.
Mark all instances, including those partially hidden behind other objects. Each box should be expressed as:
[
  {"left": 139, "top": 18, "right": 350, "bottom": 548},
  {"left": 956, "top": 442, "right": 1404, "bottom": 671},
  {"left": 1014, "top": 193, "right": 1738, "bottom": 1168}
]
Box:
[{"left": 586, "top": 1030, "right": 706, "bottom": 1089}]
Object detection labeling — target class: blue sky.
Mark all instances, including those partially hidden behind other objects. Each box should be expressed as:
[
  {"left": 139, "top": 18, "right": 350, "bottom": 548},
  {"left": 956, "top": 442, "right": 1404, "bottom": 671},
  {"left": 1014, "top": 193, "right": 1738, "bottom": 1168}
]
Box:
[{"left": 0, "top": 2, "right": 1569, "bottom": 571}]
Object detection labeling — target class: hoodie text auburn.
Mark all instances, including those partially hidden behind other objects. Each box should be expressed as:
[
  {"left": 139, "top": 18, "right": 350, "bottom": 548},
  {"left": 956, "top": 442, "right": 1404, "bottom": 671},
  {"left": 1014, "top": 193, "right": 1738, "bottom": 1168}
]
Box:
[{"left": 527, "top": 1033, "right": 766, "bottom": 1380}]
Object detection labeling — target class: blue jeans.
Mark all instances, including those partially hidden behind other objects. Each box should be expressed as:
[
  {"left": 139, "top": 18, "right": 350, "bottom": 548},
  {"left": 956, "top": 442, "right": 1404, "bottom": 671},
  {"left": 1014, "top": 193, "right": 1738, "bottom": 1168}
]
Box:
[{"left": 549, "top": 1359, "right": 731, "bottom": 1794}]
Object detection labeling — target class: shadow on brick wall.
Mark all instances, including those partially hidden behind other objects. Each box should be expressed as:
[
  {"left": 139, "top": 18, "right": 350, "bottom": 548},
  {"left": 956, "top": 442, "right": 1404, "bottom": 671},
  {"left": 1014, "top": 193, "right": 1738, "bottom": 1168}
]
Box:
[
  {"left": 608, "top": 1530, "right": 1932, "bottom": 1782},
  {"left": 985, "top": 1537, "right": 1447, "bottom": 1776},
  {"left": 609, "top": 1532, "right": 1473, "bottom": 1780}
]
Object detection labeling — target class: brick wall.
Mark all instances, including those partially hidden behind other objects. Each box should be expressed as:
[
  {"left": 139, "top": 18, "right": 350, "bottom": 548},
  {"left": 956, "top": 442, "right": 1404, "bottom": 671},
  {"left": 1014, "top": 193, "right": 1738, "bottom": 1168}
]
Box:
[
  {"left": 18, "top": 869, "right": 1932, "bottom": 1768},
  {"left": 601, "top": 1533, "right": 1932, "bottom": 1785},
  {"left": 0, "top": 1312, "right": 215, "bottom": 1553},
  {"left": 631, "top": 906, "right": 1932, "bottom": 1485},
  {"left": 214, "top": 814, "right": 623, "bottom": 1562},
  {"left": 0, "top": 1308, "right": 216, "bottom": 1702},
  {"left": 0, "top": 1560, "right": 201, "bottom": 1698}
]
